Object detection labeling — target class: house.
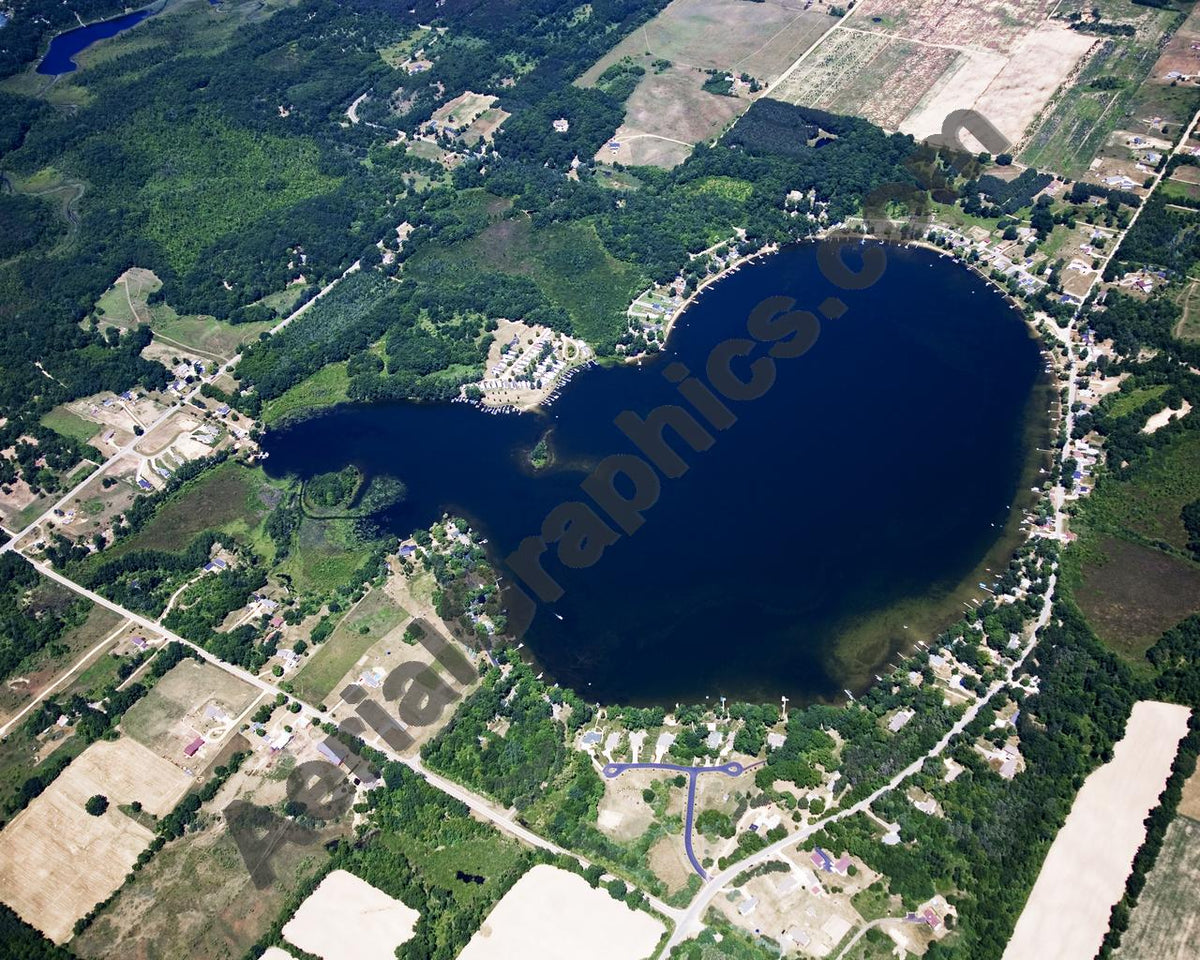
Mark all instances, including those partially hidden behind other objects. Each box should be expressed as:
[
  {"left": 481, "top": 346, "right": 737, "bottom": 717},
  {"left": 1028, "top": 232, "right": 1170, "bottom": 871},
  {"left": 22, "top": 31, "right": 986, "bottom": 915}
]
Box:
[
  {"left": 137, "top": 478, "right": 153, "bottom": 491},
  {"left": 923, "top": 908, "right": 941, "bottom": 929},
  {"left": 833, "top": 854, "right": 852, "bottom": 875},
  {"left": 737, "top": 897, "right": 758, "bottom": 917},
  {"left": 270, "top": 615, "right": 284, "bottom": 629},
  {"left": 217, "top": 404, "right": 231, "bottom": 416},
  {"left": 130, "top": 636, "right": 149, "bottom": 651},
  {"left": 887, "top": 709, "right": 915, "bottom": 733},
  {"left": 811, "top": 848, "right": 833, "bottom": 872},
  {"left": 552, "top": 117, "right": 570, "bottom": 133},
  {"left": 270, "top": 732, "right": 293, "bottom": 752},
  {"left": 398, "top": 544, "right": 417, "bottom": 558},
  {"left": 183, "top": 736, "right": 205, "bottom": 757}
]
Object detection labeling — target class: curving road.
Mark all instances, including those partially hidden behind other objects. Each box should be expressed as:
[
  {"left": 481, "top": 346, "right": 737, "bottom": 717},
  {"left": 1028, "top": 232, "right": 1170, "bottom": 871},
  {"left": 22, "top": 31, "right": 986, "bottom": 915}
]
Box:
[{"left": 603, "top": 760, "right": 750, "bottom": 880}]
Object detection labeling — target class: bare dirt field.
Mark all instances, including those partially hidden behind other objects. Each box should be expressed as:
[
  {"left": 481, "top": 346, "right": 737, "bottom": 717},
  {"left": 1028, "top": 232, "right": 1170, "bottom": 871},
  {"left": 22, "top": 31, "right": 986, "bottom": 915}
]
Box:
[
  {"left": 282, "top": 869, "right": 419, "bottom": 960},
  {"left": 1114, "top": 816, "right": 1200, "bottom": 960},
  {"left": 904, "top": 23, "right": 1095, "bottom": 146},
  {"left": 774, "top": 28, "right": 960, "bottom": 133},
  {"left": 457, "top": 864, "right": 664, "bottom": 960},
  {"left": 121, "top": 658, "right": 261, "bottom": 771},
  {"left": 0, "top": 737, "right": 192, "bottom": 942},
  {"left": 1003, "top": 700, "right": 1192, "bottom": 960},
  {"left": 850, "top": 0, "right": 1053, "bottom": 52},
  {"left": 771, "top": 0, "right": 1091, "bottom": 149}
]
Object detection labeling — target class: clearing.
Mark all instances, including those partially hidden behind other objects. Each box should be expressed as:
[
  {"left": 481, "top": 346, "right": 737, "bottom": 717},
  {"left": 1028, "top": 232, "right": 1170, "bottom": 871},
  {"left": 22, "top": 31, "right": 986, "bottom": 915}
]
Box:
[
  {"left": 120, "top": 658, "right": 261, "bottom": 771},
  {"left": 456, "top": 864, "right": 665, "bottom": 960},
  {"left": 579, "top": 0, "right": 837, "bottom": 166},
  {"left": 0, "top": 736, "right": 192, "bottom": 942},
  {"left": 290, "top": 588, "right": 410, "bottom": 705},
  {"left": 1002, "top": 700, "right": 1191, "bottom": 960},
  {"left": 1114, "top": 816, "right": 1200, "bottom": 960},
  {"left": 282, "top": 869, "right": 420, "bottom": 960}
]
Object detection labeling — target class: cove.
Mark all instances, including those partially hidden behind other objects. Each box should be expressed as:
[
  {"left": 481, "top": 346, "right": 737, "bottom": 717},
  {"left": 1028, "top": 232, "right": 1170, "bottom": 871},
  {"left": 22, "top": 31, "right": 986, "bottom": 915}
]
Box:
[
  {"left": 263, "top": 243, "right": 1051, "bottom": 706},
  {"left": 37, "top": 9, "right": 153, "bottom": 75}
]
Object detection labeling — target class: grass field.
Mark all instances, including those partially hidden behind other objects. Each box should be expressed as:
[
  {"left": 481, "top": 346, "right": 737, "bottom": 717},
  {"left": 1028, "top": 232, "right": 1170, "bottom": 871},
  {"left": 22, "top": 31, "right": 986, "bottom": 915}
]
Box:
[
  {"left": 1073, "top": 536, "right": 1200, "bottom": 660},
  {"left": 39, "top": 406, "right": 99, "bottom": 444},
  {"left": 94, "top": 267, "right": 274, "bottom": 361},
  {"left": 1106, "top": 383, "right": 1171, "bottom": 419},
  {"left": 96, "top": 460, "right": 279, "bottom": 563},
  {"left": 261, "top": 362, "right": 351, "bottom": 426},
  {"left": 0, "top": 602, "right": 124, "bottom": 725},
  {"left": 290, "top": 589, "right": 410, "bottom": 704},
  {"left": 121, "top": 658, "right": 260, "bottom": 763},
  {"left": 278, "top": 515, "right": 375, "bottom": 597},
  {"left": 1113, "top": 816, "right": 1200, "bottom": 960},
  {"left": 1067, "top": 432, "right": 1200, "bottom": 659}
]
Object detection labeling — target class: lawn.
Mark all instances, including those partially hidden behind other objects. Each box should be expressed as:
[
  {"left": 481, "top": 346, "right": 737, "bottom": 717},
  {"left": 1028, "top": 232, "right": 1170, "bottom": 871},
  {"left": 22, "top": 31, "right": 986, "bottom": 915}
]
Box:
[
  {"left": 39, "top": 406, "right": 99, "bottom": 444},
  {"left": 261, "top": 363, "right": 350, "bottom": 426},
  {"left": 290, "top": 589, "right": 409, "bottom": 704},
  {"left": 1106, "top": 384, "right": 1170, "bottom": 419}
]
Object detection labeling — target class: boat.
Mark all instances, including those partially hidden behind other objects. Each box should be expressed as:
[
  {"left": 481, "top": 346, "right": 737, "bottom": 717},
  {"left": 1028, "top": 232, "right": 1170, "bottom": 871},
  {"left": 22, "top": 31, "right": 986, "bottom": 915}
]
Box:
[{"left": 554, "top": 613, "right": 564, "bottom": 621}]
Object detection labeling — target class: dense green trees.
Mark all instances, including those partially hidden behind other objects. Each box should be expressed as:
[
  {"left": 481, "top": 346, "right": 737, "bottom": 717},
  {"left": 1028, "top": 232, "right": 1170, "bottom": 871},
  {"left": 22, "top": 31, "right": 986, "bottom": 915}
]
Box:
[{"left": 0, "top": 554, "right": 90, "bottom": 684}]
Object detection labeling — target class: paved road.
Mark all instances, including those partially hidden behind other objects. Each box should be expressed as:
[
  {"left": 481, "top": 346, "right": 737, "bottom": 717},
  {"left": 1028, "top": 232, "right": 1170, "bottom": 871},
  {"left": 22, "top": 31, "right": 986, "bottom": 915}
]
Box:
[
  {"left": 663, "top": 575, "right": 1057, "bottom": 950},
  {"left": 603, "top": 761, "right": 747, "bottom": 880},
  {"left": 23, "top": 556, "right": 687, "bottom": 922}
]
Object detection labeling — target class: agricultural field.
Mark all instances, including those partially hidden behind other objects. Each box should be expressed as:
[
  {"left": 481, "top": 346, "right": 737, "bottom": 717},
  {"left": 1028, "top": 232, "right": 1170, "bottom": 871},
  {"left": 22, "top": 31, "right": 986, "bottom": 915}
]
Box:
[
  {"left": 289, "top": 588, "right": 410, "bottom": 706},
  {"left": 772, "top": 0, "right": 1093, "bottom": 152},
  {"left": 1113, "top": 816, "right": 1200, "bottom": 960},
  {"left": 1004, "top": 701, "right": 1191, "bottom": 960},
  {"left": 120, "top": 658, "right": 261, "bottom": 772},
  {"left": 456, "top": 864, "right": 664, "bottom": 960},
  {"left": 282, "top": 870, "right": 419, "bottom": 960},
  {"left": 72, "top": 735, "right": 347, "bottom": 960},
  {"left": 578, "top": 0, "right": 837, "bottom": 166},
  {"left": 1021, "top": 4, "right": 1188, "bottom": 176},
  {"left": 0, "top": 737, "right": 192, "bottom": 943}
]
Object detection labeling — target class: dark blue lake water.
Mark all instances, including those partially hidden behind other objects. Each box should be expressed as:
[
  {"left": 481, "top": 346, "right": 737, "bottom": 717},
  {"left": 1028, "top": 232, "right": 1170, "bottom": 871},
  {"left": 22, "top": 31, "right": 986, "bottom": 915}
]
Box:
[
  {"left": 263, "top": 243, "right": 1050, "bottom": 705},
  {"left": 37, "top": 9, "right": 152, "bottom": 75}
]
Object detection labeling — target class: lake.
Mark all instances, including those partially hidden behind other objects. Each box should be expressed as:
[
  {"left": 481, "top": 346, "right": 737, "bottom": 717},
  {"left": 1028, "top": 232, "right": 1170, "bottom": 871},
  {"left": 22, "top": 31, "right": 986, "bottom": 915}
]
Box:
[
  {"left": 37, "top": 9, "right": 153, "bottom": 75},
  {"left": 263, "top": 242, "right": 1051, "bottom": 706}
]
